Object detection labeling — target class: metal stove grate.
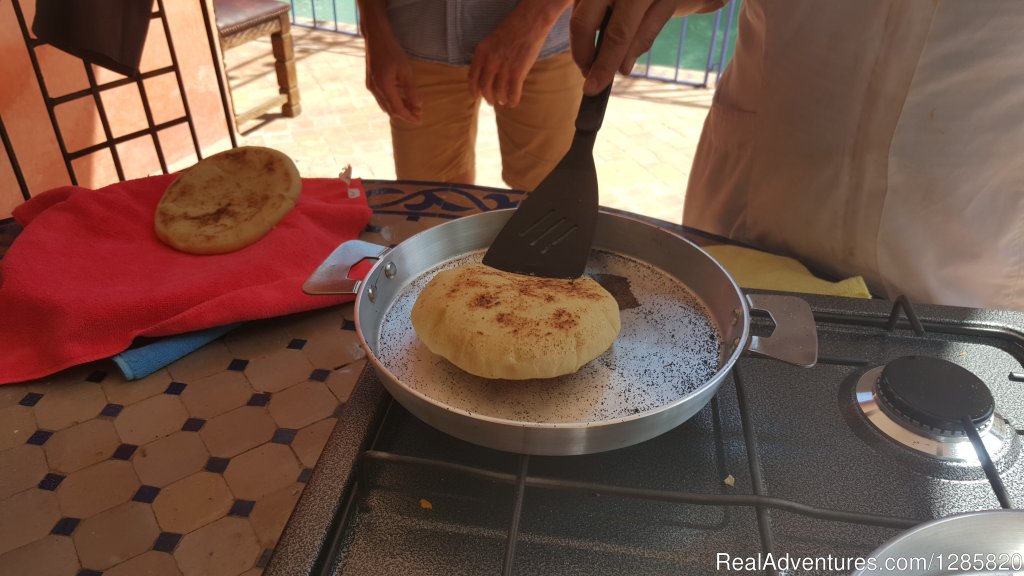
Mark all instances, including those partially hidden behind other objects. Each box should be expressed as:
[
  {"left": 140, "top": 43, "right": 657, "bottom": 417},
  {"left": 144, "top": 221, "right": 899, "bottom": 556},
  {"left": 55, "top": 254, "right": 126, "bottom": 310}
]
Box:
[{"left": 268, "top": 295, "right": 1024, "bottom": 576}]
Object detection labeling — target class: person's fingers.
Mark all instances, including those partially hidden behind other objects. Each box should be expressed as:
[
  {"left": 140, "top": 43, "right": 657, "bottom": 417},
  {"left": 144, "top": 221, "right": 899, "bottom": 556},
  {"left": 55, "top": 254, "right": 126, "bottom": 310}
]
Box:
[
  {"left": 569, "top": 0, "right": 611, "bottom": 76},
  {"left": 619, "top": 1, "right": 675, "bottom": 75},
  {"left": 379, "top": 75, "right": 417, "bottom": 123},
  {"left": 506, "top": 72, "right": 525, "bottom": 108},
  {"left": 477, "top": 61, "right": 500, "bottom": 105},
  {"left": 580, "top": 3, "right": 649, "bottom": 95}
]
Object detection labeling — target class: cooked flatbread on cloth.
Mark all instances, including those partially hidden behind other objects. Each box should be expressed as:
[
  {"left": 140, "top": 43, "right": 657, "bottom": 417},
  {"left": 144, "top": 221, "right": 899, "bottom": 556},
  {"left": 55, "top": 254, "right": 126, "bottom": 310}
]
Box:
[
  {"left": 155, "top": 146, "right": 301, "bottom": 254},
  {"left": 411, "top": 263, "right": 621, "bottom": 380}
]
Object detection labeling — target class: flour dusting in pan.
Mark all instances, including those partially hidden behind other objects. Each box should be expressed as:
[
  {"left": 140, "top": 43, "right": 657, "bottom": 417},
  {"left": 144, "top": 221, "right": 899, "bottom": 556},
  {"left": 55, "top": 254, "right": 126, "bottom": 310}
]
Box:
[{"left": 376, "top": 249, "right": 721, "bottom": 424}]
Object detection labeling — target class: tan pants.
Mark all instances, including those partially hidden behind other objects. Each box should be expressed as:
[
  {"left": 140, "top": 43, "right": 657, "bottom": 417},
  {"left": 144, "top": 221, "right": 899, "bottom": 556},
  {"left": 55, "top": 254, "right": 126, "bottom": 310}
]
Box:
[{"left": 390, "top": 52, "right": 584, "bottom": 192}]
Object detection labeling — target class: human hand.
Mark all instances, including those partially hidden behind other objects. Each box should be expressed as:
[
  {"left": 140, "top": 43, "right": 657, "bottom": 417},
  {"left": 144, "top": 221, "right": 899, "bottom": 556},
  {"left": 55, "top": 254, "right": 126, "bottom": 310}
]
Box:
[
  {"left": 363, "top": 32, "right": 422, "bottom": 123},
  {"left": 468, "top": 6, "right": 552, "bottom": 107},
  {"left": 571, "top": 0, "right": 719, "bottom": 95}
]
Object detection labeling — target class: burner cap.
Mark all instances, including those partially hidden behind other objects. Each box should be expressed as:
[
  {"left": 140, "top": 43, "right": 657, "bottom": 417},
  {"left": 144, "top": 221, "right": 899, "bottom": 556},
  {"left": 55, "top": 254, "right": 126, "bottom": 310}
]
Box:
[{"left": 877, "top": 356, "right": 994, "bottom": 434}]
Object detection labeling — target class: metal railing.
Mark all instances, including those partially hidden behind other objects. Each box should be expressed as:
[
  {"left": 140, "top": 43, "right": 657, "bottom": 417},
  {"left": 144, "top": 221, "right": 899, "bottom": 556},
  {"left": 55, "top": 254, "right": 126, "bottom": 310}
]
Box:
[{"left": 287, "top": 0, "right": 740, "bottom": 87}]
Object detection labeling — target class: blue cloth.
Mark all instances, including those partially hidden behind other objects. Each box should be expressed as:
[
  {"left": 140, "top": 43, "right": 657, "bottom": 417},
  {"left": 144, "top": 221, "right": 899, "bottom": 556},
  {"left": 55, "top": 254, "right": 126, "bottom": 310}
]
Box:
[{"left": 113, "top": 323, "right": 241, "bottom": 380}]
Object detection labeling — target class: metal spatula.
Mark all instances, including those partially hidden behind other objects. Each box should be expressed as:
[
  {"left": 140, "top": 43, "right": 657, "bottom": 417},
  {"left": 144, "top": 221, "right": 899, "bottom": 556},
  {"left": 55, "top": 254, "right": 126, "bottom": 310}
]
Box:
[{"left": 482, "top": 14, "right": 613, "bottom": 279}]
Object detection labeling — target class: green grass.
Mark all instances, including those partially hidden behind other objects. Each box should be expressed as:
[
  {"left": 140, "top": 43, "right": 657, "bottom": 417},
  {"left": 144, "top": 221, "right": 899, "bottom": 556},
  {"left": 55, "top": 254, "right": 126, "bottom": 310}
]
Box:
[{"left": 289, "top": 0, "right": 739, "bottom": 73}]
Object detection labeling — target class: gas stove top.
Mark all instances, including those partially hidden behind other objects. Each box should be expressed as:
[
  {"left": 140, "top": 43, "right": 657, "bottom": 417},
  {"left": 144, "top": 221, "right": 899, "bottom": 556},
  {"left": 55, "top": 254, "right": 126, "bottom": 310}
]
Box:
[{"left": 267, "top": 293, "right": 1024, "bottom": 576}]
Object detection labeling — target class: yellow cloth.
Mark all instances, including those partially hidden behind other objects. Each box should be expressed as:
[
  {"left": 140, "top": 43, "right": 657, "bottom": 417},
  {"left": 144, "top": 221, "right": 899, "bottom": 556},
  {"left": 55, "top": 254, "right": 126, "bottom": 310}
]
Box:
[{"left": 704, "top": 245, "right": 872, "bottom": 299}]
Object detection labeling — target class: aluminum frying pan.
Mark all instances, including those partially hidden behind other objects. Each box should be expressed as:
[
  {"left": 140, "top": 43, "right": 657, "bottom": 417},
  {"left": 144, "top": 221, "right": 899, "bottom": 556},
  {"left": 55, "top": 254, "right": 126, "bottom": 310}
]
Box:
[{"left": 304, "top": 209, "right": 817, "bottom": 455}]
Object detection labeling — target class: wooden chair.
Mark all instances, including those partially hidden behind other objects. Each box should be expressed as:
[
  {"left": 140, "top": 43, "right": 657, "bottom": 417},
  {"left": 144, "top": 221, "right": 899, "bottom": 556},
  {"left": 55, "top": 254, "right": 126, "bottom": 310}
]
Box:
[{"left": 214, "top": 0, "right": 301, "bottom": 127}]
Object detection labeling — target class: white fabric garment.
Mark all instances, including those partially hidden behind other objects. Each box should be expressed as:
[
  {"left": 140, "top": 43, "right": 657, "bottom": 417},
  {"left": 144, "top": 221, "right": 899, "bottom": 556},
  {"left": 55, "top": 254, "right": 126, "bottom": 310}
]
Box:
[{"left": 684, "top": 0, "right": 1024, "bottom": 311}]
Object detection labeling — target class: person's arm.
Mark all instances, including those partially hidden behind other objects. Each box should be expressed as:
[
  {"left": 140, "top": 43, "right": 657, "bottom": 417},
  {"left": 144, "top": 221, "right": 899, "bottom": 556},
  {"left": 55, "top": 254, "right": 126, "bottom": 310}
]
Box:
[
  {"left": 357, "top": 0, "right": 422, "bottom": 122},
  {"left": 468, "top": 0, "right": 574, "bottom": 108},
  {"left": 571, "top": 0, "right": 724, "bottom": 95}
]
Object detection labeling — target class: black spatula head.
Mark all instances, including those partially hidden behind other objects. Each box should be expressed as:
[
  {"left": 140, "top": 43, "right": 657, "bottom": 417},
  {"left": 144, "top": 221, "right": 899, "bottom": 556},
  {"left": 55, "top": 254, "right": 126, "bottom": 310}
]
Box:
[{"left": 482, "top": 13, "right": 612, "bottom": 279}]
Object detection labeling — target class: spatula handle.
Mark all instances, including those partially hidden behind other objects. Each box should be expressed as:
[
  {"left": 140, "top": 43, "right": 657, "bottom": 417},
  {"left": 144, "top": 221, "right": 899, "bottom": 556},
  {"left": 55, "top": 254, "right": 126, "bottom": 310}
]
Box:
[{"left": 576, "top": 10, "right": 613, "bottom": 134}]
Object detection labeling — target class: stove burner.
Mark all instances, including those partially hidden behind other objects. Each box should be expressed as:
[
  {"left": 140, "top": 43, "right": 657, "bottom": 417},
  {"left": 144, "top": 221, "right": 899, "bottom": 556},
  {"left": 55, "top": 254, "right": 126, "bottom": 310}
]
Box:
[
  {"left": 876, "top": 356, "right": 995, "bottom": 436},
  {"left": 854, "top": 357, "right": 1015, "bottom": 463}
]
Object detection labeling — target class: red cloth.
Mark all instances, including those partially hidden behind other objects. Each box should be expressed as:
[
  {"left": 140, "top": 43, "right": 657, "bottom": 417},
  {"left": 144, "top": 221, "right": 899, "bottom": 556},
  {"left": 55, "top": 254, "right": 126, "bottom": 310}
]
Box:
[{"left": 0, "top": 174, "right": 372, "bottom": 384}]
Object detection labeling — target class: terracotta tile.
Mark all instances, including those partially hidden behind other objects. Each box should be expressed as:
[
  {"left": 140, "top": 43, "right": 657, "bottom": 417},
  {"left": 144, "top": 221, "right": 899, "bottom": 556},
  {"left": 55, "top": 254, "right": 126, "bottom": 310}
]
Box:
[
  {"left": 325, "top": 364, "right": 362, "bottom": 403},
  {"left": 114, "top": 394, "right": 189, "bottom": 445},
  {"left": 33, "top": 382, "right": 106, "bottom": 431},
  {"left": 245, "top": 349, "right": 314, "bottom": 393},
  {"left": 267, "top": 381, "right": 336, "bottom": 429},
  {"left": 57, "top": 459, "right": 140, "bottom": 519},
  {"left": 199, "top": 406, "right": 276, "bottom": 458},
  {"left": 44, "top": 418, "right": 120, "bottom": 473},
  {"left": 223, "top": 444, "right": 300, "bottom": 501},
  {"left": 102, "top": 370, "right": 173, "bottom": 406},
  {"left": 224, "top": 320, "right": 293, "bottom": 359},
  {"left": 74, "top": 501, "right": 160, "bottom": 570},
  {"left": 0, "top": 384, "right": 29, "bottom": 411},
  {"left": 105, "top": 550, "right": 182, "bottom": 576},
  {"left": 166, "top": 340, "right": 234, "bottom": 383},
  {"left": 291, "top": 418, "right": 336, "bottom": 468},
  {"left": 300, "top": 331, "right": 366, "bottom": 371},
  {"left": 0, "top": 535, "right": 80, "bottom": 576},
  {"left": 179, "top": 370, "right": 253, "bottom": 420},
  {"left": 0, "top": 406, "right": 36, "bottom": 452},
  {"left": 26, "top": 365, "right": 95, "bottom": 392},
  {"left": 152, "top": 472, "right": 233, "bottom": 534},
  {"left": 249, "top": 482, "right": 303, "bottom": 549},
  {"left": 132, "top": 431, "right": 210, "bottom": 487},
  {"left": 0, "top": 444, "right": 48, "bottom": 500},
  {"left": 279, "top": 306, "right": 346, "bottom": 340},
  {"left": 173, "top": 516, "right": 261, "bottom": 576},
  {"left": 0, "top": 489, "right": 60, "bottom": 555}
]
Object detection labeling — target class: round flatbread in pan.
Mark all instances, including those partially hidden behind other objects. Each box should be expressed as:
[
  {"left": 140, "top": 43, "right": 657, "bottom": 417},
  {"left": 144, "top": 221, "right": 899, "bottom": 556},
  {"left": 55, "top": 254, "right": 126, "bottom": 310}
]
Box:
[
  {"left": 410, "top": 263, "right": 621, "bottom": 380},
  {"left": 378, "top": 249, "right": 722, "bottom": 425},
  {"left": 154, "top": 146, "right": 300, "bottom": 254}
]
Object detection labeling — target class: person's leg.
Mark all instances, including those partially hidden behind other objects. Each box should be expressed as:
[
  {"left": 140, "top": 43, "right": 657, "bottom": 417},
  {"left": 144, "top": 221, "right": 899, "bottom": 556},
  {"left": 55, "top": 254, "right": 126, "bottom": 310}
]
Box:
[
  {"left": 390, "top": 59, "right": 480, "bottom": 184},
  {"left": 493, "top": 52, "right": 585, "bottom": 191}
]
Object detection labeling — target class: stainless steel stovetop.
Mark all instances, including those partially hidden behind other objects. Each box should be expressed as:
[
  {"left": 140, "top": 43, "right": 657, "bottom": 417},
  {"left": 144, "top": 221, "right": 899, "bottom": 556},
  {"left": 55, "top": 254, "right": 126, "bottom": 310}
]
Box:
[{"left": 267, "top": 293, "right": 1024, "bottom": 576}]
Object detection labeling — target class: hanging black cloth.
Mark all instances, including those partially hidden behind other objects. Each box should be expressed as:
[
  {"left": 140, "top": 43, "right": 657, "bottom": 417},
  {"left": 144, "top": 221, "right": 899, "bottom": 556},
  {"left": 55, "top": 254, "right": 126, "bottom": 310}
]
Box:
[{"left": 32, "top": 0, "right": 156, "bottom": 77}]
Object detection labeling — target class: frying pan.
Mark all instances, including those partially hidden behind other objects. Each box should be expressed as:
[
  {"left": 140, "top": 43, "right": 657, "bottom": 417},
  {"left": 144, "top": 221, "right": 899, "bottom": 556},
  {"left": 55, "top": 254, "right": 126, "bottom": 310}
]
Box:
[{"left": 304, "top": 209, "right": 817, "bottom": 455}]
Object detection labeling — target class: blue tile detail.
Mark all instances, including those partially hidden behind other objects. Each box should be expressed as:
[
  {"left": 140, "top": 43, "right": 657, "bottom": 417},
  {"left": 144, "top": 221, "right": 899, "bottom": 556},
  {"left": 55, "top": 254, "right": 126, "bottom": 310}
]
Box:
[
  {"left": 19, "top": 392, "right": 43, "bottom": 407},
  {"left": 227, "top": 359, "right": 249, "bottom": 371},
  {"left": 164, "top": 381, "right": 187, "bottom": 395},
  {"left": 228, "top": 499, "right": 256, "bottom": 517},
  {"left": 26, "top": 430, "right": 53, "bottom": 446},
  {"left": 51, "top": 517, "right": 80, "bottom": 536},
  {"left": 100, "top": 403, "right": 123, "bottom": 418},
  {"left": 247, "top": 393, "right": 271, "bottom": 407},
  {"left": 133, "top": 485, "right": 160, "bottom": 503},
  {"left": 85, "top": 370, "right": 107, "bottom": 383},
  {"left": 309, "top": 369, "right": 330, "bottom": 382},
  {"left": 205, "top": 457, "right": 230, "bottom": 474},
  {"left": 342, "top": 320, "right": 356, "bottom": 331},
  {"left": 257, "top": 548, "right": 274, "bottom": 568},
  {"left": 363, "top": 223, "right": 383, "bottom": 234},
  {"left": 297, "top": 468, "right": 313, "bottom": 483},
  {"left": 38, "top": 473, "right": 66, "bottom": 491},
  {"left": 112, "top": 443, "right": 138, "bottom": 460},
  {"left": 77, "top": 570, "right": 103, "bottom": 576},
  {"left": 181, "top": 418, "right": 205, "bottom": 432},
  {"left": 153, "top": 532, "right": 182, "bottom": 552},
  {"left": 287, "top": 338, "right": 307, "bottom": 350},
  {"left": 405, "top": 215, "right": 420, "bottom": 222},
  {"left": 271, "top": 428, "right": 297, "bottom": 445}
]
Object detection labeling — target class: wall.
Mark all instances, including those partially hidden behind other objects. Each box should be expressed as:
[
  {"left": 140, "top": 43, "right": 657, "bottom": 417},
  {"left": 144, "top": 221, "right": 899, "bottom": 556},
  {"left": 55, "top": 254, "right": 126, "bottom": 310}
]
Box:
[{"left": 0, "top": 0, "right": 233, "bottom": 219}]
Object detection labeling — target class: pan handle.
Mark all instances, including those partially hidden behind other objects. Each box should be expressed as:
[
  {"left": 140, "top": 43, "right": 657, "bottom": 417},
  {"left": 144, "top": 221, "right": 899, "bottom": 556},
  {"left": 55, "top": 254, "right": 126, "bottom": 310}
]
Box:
[
  {"left": 744, "top": 294, "right": 818, "bottom": 367},
  {"left": 302, "top": 240, "right": 390, "bottom": 295}
]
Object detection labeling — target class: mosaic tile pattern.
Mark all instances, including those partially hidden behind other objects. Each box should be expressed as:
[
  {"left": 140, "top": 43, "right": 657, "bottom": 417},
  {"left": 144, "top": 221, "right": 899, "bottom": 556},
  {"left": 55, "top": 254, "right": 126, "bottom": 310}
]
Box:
[{"left": 0, "top": 180, "right": 513, "bottom": 574}]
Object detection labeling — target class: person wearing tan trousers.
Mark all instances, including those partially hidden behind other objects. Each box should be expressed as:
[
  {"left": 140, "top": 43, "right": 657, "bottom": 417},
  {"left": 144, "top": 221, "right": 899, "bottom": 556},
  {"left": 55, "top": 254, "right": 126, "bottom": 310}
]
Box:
[{"left": 357, "top": 0, "right": 584, "bottom": 192}]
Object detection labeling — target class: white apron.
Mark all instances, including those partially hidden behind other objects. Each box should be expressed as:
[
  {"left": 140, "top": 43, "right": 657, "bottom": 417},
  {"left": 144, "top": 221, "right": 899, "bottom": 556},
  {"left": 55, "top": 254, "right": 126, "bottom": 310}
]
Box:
[{"left": 684, "top": 0, "right": 1024, "bottom": 310}]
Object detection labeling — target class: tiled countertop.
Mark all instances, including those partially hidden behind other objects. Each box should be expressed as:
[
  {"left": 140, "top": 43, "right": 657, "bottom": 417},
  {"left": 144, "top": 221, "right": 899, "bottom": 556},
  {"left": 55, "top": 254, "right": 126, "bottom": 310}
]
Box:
[
  {"left": 0, "top": 180, "right": 540, "bottom": 576},
  {"left": 0, "top": 179, "right": 718, "bottom": 576}
]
